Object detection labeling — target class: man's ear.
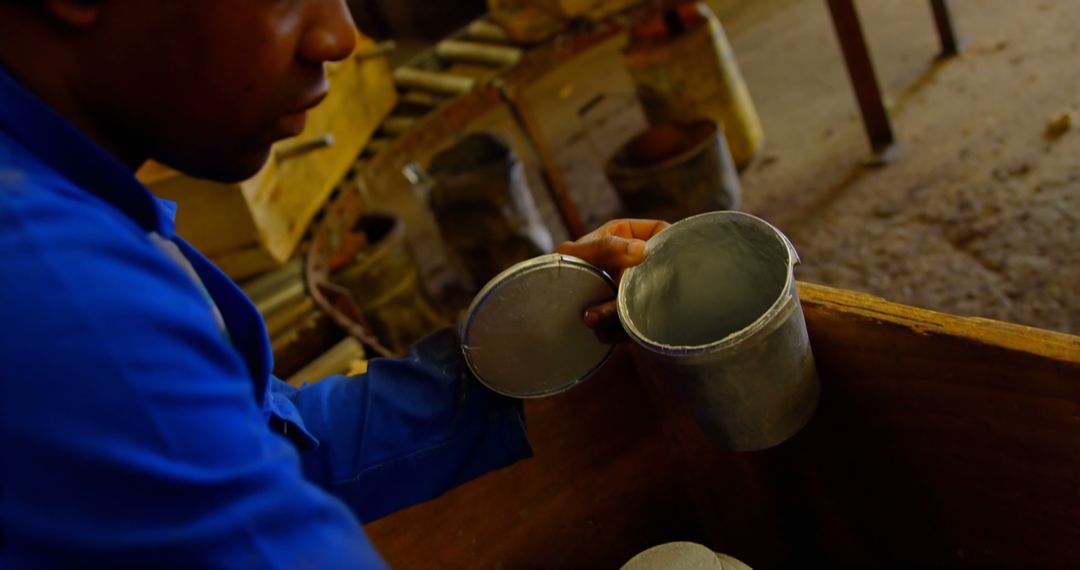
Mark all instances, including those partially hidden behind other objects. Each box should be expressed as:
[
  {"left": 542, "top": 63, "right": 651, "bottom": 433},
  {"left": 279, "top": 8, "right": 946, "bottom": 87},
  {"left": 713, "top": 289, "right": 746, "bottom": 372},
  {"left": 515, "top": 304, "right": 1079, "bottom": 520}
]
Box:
[{"left": 45, "top": 0, "right": 102, "bottom": 27}]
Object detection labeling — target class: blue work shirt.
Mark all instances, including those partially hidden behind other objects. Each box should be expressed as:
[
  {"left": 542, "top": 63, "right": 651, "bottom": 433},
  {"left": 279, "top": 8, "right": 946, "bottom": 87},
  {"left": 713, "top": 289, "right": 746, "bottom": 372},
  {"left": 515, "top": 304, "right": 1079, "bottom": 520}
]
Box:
[{"left": 0, "top": 64, "right": 531, "bottom": 568}]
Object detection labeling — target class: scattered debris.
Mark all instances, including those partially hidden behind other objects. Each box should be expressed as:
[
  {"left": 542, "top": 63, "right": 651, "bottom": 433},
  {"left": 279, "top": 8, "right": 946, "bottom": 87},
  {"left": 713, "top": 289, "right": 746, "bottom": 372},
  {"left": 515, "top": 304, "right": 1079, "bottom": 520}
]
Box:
[
  {"left": 992, "top": 161, "right": 1034, "bottom": 181},
  {"left": 1044, "top": 111, "right": 1073, "bottom": 140},
  {"left": 755, "top": 154, "right": 780, "bottom": 171}
]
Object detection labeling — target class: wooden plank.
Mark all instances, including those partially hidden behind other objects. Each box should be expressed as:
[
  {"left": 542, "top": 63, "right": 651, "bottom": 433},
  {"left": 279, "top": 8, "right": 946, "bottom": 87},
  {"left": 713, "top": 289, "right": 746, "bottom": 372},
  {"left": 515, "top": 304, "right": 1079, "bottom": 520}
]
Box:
[
  {"left": 364, "top": 283, "right": 1080, "bottom": 568},
  {"left": 661, "top": 282, "right": 1080, "bottom": 568},
  {"left": 364, "top": 348, "right": 709, "bottom": 569}
]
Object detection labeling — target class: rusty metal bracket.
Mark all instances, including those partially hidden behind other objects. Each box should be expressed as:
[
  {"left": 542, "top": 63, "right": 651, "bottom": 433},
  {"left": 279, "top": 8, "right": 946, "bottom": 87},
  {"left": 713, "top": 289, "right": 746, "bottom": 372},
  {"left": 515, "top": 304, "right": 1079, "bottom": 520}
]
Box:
[{"left": 305, "top": 179, "right": 398, "bottom": 358}]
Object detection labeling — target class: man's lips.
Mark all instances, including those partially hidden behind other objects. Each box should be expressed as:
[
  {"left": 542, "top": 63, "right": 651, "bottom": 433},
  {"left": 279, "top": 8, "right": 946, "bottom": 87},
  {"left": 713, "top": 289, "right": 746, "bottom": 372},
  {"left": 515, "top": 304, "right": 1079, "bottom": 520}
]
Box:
[
  {"left": 294, "top": 88, "right": 329, "bottom": 113},
  {"left": 276, "top": 89, "right": 329, "bottom": 138}
]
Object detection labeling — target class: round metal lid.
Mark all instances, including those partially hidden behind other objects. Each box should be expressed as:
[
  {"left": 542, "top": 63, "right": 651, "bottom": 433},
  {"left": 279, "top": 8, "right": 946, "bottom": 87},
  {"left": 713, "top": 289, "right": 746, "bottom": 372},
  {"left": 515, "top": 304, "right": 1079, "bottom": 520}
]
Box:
[{"left": 462, "top": 253, "right": 616, "bottom": 398}]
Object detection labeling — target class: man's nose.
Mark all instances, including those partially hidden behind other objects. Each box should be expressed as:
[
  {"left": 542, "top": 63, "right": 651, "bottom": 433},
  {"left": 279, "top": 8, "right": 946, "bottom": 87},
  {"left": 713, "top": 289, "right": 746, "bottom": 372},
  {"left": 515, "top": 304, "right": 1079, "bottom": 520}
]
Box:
[{"left": 299, "top": 0, "right": 358, "bottom": 65}]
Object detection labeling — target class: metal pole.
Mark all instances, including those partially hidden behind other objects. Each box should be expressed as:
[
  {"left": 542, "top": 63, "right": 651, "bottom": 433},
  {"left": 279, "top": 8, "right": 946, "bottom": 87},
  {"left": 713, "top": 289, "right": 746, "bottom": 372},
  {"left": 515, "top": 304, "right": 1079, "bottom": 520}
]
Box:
[
  {"left": 930, "top": 0, "right": 962, "bottom": 57},
  {"left": 825, "top": 0, "right": 896, "bottom": 157}
]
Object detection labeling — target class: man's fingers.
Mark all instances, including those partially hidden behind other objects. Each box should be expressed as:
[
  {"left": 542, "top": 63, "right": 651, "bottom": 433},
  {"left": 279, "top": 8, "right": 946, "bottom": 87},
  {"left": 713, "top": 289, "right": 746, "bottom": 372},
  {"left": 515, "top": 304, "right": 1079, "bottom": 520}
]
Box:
[
  {"left": 555, "top": 234, "right": 646, "bottom": 273},
  {"left": 552, "top": 218, "right": 668, "bottom": 340},
  {"left": 584, "top": 300, "right": 618, "bottom": 329},
  {"left": 584, "top": 300, "right": 626, "bottom": 344},
  {"left": 600, "top": 219, "right": 671, "bottom": 241}
]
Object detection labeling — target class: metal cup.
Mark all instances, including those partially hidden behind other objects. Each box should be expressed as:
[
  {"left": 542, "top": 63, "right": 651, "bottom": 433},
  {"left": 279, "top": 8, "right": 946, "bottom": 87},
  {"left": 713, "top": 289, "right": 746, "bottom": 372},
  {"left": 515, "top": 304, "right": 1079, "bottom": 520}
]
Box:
[{"left": 617, "top": 211, "right": 819, "bottom": 451}]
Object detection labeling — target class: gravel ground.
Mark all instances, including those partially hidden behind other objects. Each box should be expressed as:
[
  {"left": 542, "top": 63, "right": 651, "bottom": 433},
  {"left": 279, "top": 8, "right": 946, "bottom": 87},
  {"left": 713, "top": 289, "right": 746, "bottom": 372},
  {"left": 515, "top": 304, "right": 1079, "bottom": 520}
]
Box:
[{"left": 744, "top": 0, "right": 1080, "bottom": 334}]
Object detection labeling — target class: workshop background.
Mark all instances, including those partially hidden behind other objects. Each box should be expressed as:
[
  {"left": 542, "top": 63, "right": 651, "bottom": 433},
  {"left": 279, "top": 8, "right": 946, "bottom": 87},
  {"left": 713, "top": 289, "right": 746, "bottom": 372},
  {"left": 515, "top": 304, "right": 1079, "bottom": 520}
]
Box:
[
  {"left": 132, "top": 1, "right": 1080, "bottom": 568},
  {"left": 142, "top": 0, "right": 1080, "bottom": 381}
]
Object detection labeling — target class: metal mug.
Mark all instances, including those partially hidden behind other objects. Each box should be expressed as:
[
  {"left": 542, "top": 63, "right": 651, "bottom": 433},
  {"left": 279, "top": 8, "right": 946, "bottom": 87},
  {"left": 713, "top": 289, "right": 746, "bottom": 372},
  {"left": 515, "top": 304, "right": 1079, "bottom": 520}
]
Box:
[{"left": 617, "top": 211, "right": 819, "bottom": 451}]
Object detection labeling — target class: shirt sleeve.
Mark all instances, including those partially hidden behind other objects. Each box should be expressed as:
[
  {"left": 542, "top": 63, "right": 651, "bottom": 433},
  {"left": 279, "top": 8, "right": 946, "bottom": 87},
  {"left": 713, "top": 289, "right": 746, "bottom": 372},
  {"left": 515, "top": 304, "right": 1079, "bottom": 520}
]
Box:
[
  {"left": 272, "top": 328, "right": 533, "bottom": 523},
  {"left": 0, "top": 188, "right": 385, "bottom": 568}
]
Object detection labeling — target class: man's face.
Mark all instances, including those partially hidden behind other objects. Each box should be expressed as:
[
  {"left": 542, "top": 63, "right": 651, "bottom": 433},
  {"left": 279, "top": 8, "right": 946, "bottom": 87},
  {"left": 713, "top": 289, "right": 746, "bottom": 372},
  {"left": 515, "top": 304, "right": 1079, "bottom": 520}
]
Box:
[{"left": 79, "top": 0, "right": 356, "bottom": 181}]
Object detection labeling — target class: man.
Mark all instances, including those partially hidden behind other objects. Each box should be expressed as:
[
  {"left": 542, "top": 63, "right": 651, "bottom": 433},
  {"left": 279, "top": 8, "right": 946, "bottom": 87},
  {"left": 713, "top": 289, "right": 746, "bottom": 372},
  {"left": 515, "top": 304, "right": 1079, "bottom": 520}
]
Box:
[{"left": 0, "top": 0, "right": 666, "bottom": 567}]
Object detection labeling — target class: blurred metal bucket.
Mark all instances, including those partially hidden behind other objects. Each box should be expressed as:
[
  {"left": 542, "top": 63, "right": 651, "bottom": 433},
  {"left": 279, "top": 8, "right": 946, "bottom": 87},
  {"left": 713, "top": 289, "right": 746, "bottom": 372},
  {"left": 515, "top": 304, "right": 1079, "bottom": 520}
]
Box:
[
  {"left": 622, "top": 2, "right": 765, "bottom": 168},
  {"left": 617, "top": 211, "right": 818, "bottom": 451},
  {"left": 330, "top": 212, "right": 448, "bottom": 355},
  {"left": 422, "top": 132, "right": 553, "bottom": 292},
  {"left": 605, "top": 121, "right": 741, "bottom": 223}
]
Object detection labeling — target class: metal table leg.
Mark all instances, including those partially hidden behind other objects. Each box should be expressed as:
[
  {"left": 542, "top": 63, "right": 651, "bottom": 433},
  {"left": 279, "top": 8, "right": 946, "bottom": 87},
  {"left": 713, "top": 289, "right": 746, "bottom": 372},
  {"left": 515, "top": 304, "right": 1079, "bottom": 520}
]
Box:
[
  {"left": 826, "top": 0, "right": 897, "bottom": 160},
  {"left": 930, "top": 0, "right": 963, "bottom": 57}
]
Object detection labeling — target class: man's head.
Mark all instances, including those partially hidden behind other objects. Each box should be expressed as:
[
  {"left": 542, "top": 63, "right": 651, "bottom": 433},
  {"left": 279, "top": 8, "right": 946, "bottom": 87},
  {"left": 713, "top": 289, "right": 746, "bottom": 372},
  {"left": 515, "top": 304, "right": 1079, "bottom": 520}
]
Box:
[{"left": 0, "top": 0, "right": 356, "bottom": 181}]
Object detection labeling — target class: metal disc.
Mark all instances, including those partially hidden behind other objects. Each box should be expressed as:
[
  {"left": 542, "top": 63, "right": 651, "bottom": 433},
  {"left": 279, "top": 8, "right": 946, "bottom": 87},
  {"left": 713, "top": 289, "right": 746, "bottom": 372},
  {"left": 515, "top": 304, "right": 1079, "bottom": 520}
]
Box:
[{"left": 462, "top": 254, "right": 616, "bottom": 398}]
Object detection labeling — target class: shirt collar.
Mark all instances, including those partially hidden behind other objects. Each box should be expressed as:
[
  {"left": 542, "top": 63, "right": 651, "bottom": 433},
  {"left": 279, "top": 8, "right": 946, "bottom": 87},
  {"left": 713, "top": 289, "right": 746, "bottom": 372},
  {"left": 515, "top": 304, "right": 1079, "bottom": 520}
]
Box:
[{"left": 0, "top": 64, "right": 170, "bottom": 236}]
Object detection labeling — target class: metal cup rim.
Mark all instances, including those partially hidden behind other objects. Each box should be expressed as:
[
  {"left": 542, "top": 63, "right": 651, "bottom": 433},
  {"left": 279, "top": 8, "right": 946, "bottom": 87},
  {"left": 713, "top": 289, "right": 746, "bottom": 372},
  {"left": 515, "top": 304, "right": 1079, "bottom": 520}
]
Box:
[{"left": 616, "top": 210, "right": 799, "bottom": 356}]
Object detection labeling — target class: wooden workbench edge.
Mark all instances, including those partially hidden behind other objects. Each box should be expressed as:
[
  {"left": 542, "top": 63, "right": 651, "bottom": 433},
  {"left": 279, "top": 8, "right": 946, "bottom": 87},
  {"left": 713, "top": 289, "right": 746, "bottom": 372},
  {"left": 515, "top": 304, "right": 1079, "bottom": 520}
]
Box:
[{"left": 796, "top": 281, "right": 1080, "bottom": 364}]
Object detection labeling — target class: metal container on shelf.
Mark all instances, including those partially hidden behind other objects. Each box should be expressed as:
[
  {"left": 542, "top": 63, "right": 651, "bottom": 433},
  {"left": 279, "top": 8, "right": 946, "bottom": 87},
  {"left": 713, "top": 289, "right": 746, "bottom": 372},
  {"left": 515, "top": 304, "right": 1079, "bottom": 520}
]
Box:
[
  {"left": 623, "top": 2, "right": 764, "bottom": 169},
  {"left": 605, "top": 120, "right": 741, "bottom": 222},
  {"left": 331, "top": 212, "right": 448, "bottom": 355},
  {"left": 420, "top": 132, "right": 553, "bottom": 292},
  {"left": 617, "top": 211, "right": 819, "bottom": 451}
]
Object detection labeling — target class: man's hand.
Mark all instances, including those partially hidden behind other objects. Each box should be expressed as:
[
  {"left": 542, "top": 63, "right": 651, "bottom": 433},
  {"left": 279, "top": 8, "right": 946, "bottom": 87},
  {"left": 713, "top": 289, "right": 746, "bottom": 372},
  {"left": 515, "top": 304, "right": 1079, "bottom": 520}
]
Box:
[{"left": 554, "top": 219, "right": 669, "bottom": 342}]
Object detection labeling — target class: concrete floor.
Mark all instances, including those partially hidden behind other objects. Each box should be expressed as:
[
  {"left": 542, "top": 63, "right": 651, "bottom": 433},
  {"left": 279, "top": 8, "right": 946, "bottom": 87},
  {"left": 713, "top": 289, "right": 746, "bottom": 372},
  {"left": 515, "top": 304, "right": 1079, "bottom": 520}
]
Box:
[{"left": 478, "top": 0, "right": 1079, "bottom": 335}]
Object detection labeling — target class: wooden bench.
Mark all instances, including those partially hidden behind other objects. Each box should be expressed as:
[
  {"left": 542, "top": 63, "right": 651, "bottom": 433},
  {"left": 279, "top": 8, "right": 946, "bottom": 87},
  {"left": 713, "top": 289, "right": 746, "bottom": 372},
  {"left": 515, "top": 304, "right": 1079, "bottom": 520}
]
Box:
[{"left": 366, "top": 282, "right": 1080, "bottom": 568}]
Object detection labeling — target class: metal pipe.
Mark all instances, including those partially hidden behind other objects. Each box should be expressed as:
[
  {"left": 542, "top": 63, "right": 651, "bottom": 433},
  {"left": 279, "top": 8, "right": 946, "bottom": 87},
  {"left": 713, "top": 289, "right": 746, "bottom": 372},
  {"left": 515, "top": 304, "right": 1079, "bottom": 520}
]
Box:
[
  {"left": 275, "top": 133, "right": 335, "bottom": 162},
  {"left": 264, "top": 297, "right": 315, "bottom": 339},
  {"left": 436, "top": 39, "right": 523, "bottom": 67},
  {"left": 286, "top": 337, "right": 366, "bottom": 387},
  {"left": 242, "top": 259, "right": 303, "bottom": 306},
  {"left": 254, "top": 279, "right": 306, "bottom": 319},
  {"left": 393, "top": 67, "right": 476, "bottom": 95},
  {"left": 466, "top": 20, "right": 511, "bottom": 43}
]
